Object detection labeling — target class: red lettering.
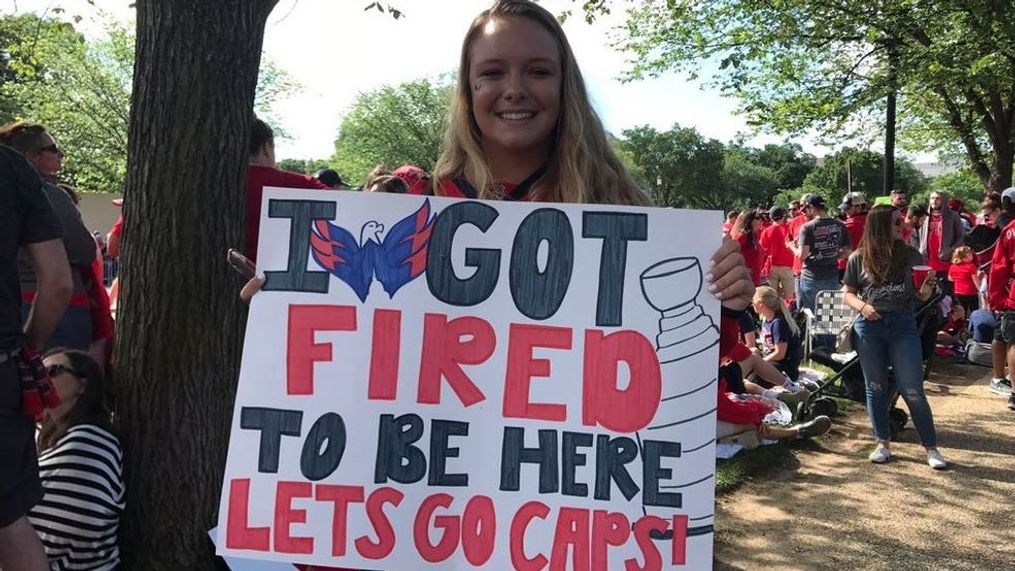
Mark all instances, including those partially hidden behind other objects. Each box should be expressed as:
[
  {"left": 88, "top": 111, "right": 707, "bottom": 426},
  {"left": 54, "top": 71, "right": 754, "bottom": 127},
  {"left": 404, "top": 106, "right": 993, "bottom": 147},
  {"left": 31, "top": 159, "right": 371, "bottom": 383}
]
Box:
[
  {"left": 510, "top": 501, "right": 550, "bottom": 571},
  {"left": 354, "top": 487, "right": 404, "bottom": 560},
  {"left": 591, "top": 510, "right": 631, "bottom": 571},
  {"left": 503, "top": 324, "right": 571, "bottom": 422},
  {"left": 625, "top": 516, "right": 667, "bottom": 571},
  {"left": 315, "top": 485, "right": 365, "bottom": 557},
  {"left": 225, "top": 479, "right": 269, "bottom": 551},
  {"left": 550, "top": 508, "right": 590, "bottom": 571},
  {"left": 671, "top": 515, "right": 688, "bottom": 565},
  {"left": 461, "top": 495, "right": 497, "bottom": 566},
  {"left": 287, "top": 305, "right": 356, "bottom": 395},
  {"left": 413, "top": 493, "right": 460, "bottom": 563},
  {"left": 417, "top": 314, "right": 494, "bottom": 407},
  {"left": 274, "top": 482, "right": 314, "bottom": 554},
  {"left": 582, "top": 330, "right": 661, "bottom": 432},
  {"left": 368, "top": 309, "right": 402, "bottom": 400}
]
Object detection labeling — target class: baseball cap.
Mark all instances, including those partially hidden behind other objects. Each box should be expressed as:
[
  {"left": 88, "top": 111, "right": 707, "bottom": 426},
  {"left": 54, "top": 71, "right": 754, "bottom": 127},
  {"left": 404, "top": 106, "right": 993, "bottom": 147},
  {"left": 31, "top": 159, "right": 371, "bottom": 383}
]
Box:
[
  {"left": 890, "top": 188, "right": 907, "bottom": 195},
  {"left": 840, "top": 191, "right": 867, "bottom": 209},
  {"left": 315, "top": 168, "right": 345, "bottom": 187},
  {"left": 1001, "top": 187, "right": 1015, "bottom": 204},
  {"left": 800, "top": 192, "right": 815, "bottom": 205},
  {"left": 768, "top": 206, "right": 786, "bottom": 220},
  {"left": 804, "top": 194, "right": 826, "bottom": 209}
]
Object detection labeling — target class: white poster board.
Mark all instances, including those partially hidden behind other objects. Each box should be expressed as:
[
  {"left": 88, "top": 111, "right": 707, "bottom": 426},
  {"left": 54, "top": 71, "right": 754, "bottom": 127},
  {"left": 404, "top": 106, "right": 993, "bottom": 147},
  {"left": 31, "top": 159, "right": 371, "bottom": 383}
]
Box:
[{"left": 216, "top": 189, "right": 722, "bottom": 569}]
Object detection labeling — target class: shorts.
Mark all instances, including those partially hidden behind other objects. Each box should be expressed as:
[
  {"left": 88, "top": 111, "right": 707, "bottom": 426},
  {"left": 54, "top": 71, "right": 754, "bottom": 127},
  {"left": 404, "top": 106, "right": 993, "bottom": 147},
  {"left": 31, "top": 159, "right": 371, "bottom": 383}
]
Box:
[
  {"left": 996, "top": 311, "right": 1015, "bottom": 344},
  {"left": 0, "top": 360, "right": 42, "bottom": 527}
]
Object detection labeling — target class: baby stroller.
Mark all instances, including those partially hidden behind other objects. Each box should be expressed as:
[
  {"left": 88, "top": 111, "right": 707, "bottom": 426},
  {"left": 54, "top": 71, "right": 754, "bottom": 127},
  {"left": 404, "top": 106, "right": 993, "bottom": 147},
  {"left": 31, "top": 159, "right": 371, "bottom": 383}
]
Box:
[{"left": 796, "top": 290, "right": 945, "bottom": 440}]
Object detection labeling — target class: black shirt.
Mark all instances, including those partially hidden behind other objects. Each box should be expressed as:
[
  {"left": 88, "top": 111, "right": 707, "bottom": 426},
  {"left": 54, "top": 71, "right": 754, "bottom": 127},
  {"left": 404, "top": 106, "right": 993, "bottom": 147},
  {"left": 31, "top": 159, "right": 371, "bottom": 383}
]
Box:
[{"left": 0, "top": 145, "right": 62, "bottom": 350}]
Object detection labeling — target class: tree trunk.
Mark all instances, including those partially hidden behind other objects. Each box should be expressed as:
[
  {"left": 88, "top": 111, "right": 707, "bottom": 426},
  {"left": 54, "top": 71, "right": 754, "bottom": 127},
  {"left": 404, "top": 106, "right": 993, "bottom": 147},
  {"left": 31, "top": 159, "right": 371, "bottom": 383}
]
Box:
[{"left": 115, "top": 1, "right": 278, "bottom": 568}]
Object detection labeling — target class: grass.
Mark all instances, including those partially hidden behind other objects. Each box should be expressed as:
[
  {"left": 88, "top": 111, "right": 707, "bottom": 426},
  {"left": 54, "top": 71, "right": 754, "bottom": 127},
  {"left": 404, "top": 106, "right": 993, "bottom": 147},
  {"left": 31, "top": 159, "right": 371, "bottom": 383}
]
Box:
[{"left": 715, "top": 442, "right": 795, "bottom": 495}]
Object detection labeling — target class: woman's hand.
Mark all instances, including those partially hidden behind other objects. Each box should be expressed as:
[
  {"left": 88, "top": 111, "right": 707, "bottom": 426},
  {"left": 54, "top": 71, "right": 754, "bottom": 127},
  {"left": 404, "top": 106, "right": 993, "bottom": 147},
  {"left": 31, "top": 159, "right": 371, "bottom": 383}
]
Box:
[
  {"left": 240, "top": 275, "right": 265, "bottom": 304},
  {"left": 918, "top": 270, "right": 938, "bottom": 300},
  {"left": 860, "top": 304, "right": 882, "bottom": 320},
  {"left": 708, "top": 237, "right": 755, "bottom": 311}
]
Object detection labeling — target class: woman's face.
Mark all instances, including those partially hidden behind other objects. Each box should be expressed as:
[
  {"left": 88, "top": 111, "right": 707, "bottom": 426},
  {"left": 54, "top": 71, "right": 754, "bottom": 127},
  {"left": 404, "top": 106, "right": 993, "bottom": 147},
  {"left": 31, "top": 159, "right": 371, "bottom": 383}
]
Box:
[
  {"left": 468, "top": 17, "right": 562, "bottom": 164},
  {"left": 892, "top": 212, "right": 904, "bottom": 239},
  {"left": 28, "top": 132, "right": 63, "bottom": 176},
  {"left": 43, "top": 353, "right": 83, "bottom": 421},
  {"left": 751, "top": 217, "right": 763, "bottom": 232}
]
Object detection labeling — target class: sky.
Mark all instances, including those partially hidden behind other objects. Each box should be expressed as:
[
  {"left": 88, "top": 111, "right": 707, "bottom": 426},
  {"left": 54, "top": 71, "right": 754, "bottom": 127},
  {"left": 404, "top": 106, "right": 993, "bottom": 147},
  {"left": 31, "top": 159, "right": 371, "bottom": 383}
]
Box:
[{"left": 5, "top": 0, "right": 921, "bottom": 163}]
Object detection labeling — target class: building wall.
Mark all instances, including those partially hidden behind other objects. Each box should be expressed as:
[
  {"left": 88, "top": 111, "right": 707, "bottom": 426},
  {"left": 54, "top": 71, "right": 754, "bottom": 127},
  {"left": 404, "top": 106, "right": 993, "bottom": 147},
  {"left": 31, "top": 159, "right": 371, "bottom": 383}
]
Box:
[{"left": 78, "top": 193, "right": 123, "bottom": 236}]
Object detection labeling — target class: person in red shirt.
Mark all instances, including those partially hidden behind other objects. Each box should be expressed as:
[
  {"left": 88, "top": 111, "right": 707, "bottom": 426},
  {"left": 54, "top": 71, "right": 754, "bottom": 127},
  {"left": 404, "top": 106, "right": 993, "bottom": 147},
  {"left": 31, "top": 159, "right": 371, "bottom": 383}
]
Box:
[
  {"left": 948, "top": 245, "right": 980, "bottom": 311},
  {"left": 987, "top": 210, "right": 1015, "bottom": 410},
  {"left": 838, "top": 191, "right": 868, "bottom": 279},
  {"left": 759, "top": 206, "right": 795, "bottom": 302},
  {"left": 730, "top": 210, "right": 766, "bottom": 286},
  {"left": 722, "top": 211, "right": 738, "bottom": 237},
  {"left": 919, "top": 191, "right": 965, "bottom": 294},
  {"left": 245, "top": 118, "right": 329, "bottom": 261}
]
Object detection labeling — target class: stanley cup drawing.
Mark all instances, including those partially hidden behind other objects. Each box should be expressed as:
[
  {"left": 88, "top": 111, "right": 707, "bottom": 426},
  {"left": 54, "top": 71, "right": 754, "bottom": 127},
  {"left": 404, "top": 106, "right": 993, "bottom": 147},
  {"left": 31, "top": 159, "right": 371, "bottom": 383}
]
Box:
[{"left": 639, "top": 257, "right": 720, "bottom": 545}]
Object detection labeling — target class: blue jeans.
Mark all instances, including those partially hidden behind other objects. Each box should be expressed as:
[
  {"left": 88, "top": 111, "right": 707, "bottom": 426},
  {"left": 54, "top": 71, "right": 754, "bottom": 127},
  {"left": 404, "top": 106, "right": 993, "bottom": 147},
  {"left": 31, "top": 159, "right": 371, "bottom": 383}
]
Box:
[
  {"left": 853, "top": 311, "right": 937, "bottom": 447},
  {"left": 797, "top": 273, "right": 839, "bottom": 314}
]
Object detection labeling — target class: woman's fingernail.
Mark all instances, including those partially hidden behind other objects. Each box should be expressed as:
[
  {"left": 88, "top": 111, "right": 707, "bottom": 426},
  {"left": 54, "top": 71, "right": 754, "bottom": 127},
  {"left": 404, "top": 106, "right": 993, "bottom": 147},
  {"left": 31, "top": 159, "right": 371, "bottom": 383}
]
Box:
[
  {"left": 714, "top": 291, "right": 723, "bottom": 299},
  {"left": 707, "top": 283, "right": 718, "bottom": 293},
  {"left": 705, "top": 273, "right": 714, "bottom": 282},
  {"left": 708, "top": 259, "right": 716, "bottom": 268}
]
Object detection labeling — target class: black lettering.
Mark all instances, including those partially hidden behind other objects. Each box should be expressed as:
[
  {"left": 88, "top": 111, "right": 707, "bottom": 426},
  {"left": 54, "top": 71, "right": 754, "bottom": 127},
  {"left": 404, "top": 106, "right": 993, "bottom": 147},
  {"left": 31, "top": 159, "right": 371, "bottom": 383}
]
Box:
[
  {"left": 509, "top": 209, "right": 574, "bottom": 320},
  {"left": 582, "top": 212, "right": 648, "bottom": 326},
  {"left": 561, "top": 431, "right": 592, "bottom": 497},
  {"left": 499, "top": 427, "right": 559, "bottom": 494},
  {"left": 300, "top": 412, "right": 347, "bottom": 481},
  {"left": 428, "top": 419, "right": 470, "bottom": 487},
  {"left": 240, "top": 407, "right": 303, "bottom": 474},
  {"left": 643, "top": 440, "right": 681, "bottom": 508},
  {"left": 594, "top": 434, "right": 639, "bottom": 501},
  {"left": 427, "top": 201, "right": 500, "bottom": 306},
  {"left": 374, "top": 413, "right": 427, "bottom": 484},
  {"left": 263, "top": 199, "right": 336, "bottom": 293}
]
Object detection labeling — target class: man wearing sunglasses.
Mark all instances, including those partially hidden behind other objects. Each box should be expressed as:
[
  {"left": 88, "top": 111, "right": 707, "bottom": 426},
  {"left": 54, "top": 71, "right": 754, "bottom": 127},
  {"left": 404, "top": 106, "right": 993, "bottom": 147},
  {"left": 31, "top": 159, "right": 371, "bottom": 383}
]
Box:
[{"left": 0, "top": 144, "right": 72, "bottom": 570}]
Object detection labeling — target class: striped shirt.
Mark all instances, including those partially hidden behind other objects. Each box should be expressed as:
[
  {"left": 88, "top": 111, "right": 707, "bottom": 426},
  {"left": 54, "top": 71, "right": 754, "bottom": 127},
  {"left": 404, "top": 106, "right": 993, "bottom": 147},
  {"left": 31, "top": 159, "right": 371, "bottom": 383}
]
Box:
[{"left": 29, "top": 424, "right": 124, "bottom": 570}]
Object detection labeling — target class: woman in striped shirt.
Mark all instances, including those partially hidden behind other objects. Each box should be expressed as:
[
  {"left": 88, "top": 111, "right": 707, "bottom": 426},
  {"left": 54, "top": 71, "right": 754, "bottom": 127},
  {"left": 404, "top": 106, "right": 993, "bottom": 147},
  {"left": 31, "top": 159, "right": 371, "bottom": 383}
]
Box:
[{"left": 30, "top": 349, "right": 123, "bottom": 570}]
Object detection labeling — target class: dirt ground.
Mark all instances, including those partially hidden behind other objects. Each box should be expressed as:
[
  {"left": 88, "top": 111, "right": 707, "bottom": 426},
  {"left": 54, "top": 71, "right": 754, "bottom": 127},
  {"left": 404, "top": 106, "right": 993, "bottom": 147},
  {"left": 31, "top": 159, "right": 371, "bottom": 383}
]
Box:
[{"left": 713, "top": 363, "right": 1015, "bottom": 570}]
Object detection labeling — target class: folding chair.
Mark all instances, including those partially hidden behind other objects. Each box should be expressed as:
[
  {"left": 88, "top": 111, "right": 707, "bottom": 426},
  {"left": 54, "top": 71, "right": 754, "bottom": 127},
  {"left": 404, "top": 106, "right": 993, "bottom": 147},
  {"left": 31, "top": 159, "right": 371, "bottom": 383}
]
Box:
[{"left": 802, "top": 289, "right": 854, "bottom": 361}]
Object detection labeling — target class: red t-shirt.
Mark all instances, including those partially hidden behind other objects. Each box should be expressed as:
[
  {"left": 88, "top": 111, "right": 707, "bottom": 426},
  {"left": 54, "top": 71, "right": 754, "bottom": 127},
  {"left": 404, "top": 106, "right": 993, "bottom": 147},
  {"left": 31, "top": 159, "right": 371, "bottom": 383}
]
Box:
[
  {"left": 758, "top": 222, "right": 794, "bottom": 268},
  {"left": 787, "top": 214, "right": 809, "bottom": 274},
  {"left": 246, "top": 165, "right": 329, "bottom": 261},
  {"left": 735, "top": 234, "right": 765, "bottom": 286},
  {"left": 110, "top": 214, "right": 124, "bottom": 239},
  {"left": 927, "top": 213, "right": 949, "bottom": 273},
  {"left": 948, "top": 261, "right": 979, "bottom": 296},
  {"left": 838, "top": 212, "right": 866, "bottom": 270}
]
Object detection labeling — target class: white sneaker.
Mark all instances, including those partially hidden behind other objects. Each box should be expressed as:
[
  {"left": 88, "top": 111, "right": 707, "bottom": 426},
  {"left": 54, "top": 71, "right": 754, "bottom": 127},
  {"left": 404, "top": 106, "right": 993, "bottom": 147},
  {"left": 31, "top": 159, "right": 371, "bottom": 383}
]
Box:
[
  {"left": 988, "top": 378, "right": 1012, "bottom": 395},
  {"left": 869, "top": 444, "right": 891, "bottom": 464},
  {"left": 927, "top": 449, "right": 948, "bottom": 470}
]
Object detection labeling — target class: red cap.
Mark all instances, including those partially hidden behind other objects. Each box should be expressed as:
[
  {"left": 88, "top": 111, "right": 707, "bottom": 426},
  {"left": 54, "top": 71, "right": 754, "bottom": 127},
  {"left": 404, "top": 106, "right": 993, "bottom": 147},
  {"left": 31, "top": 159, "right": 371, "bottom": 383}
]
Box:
[{"left": 392, "top": 165, "right": 430, "bottom": 194}]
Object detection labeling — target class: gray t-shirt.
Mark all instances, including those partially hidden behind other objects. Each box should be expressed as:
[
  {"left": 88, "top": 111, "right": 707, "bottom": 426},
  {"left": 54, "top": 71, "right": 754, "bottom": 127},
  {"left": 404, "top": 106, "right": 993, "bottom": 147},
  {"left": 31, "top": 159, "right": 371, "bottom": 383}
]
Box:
[
  {"left": 798, "top": 217, "right": 850, "bottom": 279},
  {"left": 843, "top": 248, "right": 925, "bottom": 313}
]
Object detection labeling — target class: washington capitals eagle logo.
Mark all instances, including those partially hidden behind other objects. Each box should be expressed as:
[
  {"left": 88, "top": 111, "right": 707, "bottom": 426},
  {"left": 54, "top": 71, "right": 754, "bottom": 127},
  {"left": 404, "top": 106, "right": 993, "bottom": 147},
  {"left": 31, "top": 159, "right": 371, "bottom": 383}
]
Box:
[{"left": 309, "top": 200, "right": 435, "bottom": 301}]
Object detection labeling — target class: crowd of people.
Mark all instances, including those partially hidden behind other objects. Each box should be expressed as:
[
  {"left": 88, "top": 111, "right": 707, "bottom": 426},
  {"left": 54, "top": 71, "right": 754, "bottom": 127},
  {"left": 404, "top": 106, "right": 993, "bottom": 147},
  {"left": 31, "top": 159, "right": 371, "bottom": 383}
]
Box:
[{"left": 0, "top": 0, "right": 1012, "bottom": 568}]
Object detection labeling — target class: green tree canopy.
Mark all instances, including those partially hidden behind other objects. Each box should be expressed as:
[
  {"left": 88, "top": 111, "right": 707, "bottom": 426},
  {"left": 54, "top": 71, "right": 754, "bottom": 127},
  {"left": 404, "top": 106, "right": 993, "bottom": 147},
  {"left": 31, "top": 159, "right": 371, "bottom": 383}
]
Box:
[
  {"left": 802, "top": 147, "right": 927, "bottom": 201},
  {"left": 0, "top": 12, "right": 297, "bottom": 193},
  {"left": 613, "top": 0, "right": 1015, "bottom": 194},
  {"left": 331, "top": 77, "right": 452, "bottom": 184},
  {"left": 618, "top": 124, "right": 788, "bottom": 211}
]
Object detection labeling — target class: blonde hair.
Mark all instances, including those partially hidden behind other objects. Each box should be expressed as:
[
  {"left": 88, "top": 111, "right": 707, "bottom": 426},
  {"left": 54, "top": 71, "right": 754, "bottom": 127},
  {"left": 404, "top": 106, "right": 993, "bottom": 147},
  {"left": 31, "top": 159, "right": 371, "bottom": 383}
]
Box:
[
  {"left": 951, "top": 245, "right": 973, "bottom": 264},
  {"left": 753, "top": 286, "right": 800, "bottom": 337},
  {"left": 431, "top": 0, "right": 647, "bottom": 206}
]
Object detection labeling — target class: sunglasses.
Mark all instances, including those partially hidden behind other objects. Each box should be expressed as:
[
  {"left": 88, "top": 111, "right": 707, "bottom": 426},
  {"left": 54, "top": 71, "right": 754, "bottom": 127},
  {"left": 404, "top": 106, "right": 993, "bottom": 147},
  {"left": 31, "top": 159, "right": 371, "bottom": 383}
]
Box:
[
  {"left": 37, "top": 144, "right": 63, "bottom": 155},
  {"left": 47, "top": 363, "right": 83, "bottom": 379}
]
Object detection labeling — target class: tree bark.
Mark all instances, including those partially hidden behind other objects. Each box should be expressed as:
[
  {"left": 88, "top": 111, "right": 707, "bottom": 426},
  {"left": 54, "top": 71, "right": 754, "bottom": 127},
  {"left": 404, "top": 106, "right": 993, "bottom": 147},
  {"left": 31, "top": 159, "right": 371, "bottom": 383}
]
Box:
[{"left": 115, "top": 0, "right": 278, "bottom": 568}]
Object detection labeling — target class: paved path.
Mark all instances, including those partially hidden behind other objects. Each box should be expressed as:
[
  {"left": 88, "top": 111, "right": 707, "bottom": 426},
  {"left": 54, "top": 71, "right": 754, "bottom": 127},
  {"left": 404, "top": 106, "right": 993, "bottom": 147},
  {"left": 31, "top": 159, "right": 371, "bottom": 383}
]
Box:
[{"left": 714, "top": 364, "right": 1015, "bottom": 570}]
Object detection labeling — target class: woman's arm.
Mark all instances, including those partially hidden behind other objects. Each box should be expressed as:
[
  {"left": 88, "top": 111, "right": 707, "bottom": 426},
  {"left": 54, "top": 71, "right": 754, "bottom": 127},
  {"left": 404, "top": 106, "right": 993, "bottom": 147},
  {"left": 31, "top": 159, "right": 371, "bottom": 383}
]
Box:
[
  {"left": 843, "top": 284, "right": 880, "bottom": 320},
  {"left": 763, "top": 342, "right": 787, "bottom": 362}
]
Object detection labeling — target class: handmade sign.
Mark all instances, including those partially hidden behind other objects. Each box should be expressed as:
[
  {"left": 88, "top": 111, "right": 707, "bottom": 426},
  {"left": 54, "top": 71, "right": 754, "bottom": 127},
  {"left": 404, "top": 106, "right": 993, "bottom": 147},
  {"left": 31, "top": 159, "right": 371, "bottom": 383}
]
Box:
[{"left": 216, "top": 189, "right": 723, "bottom": 569}]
